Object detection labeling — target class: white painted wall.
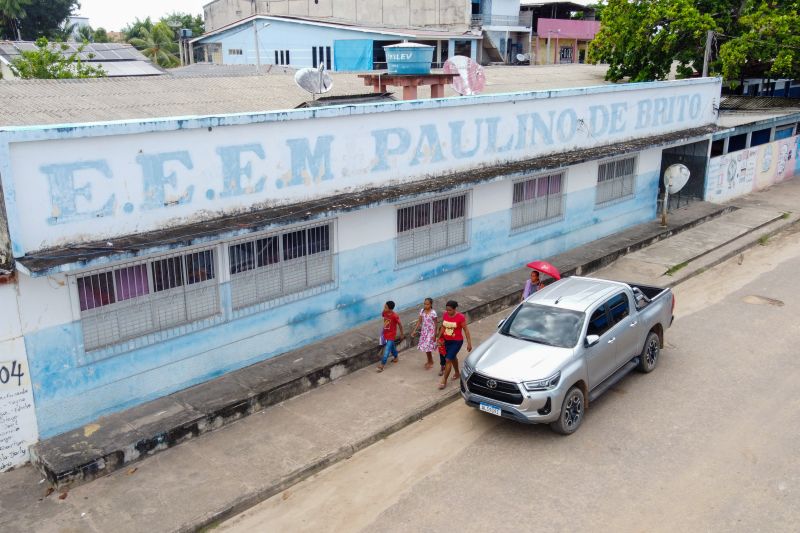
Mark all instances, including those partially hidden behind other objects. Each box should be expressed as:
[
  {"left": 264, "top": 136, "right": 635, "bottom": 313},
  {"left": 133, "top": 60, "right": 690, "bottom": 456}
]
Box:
[
  {"left": 2, "top": 79, "right": 721, "bottom": 258},
  {"left": 0, "top": 282, "right": 38, "bottom": 472}
]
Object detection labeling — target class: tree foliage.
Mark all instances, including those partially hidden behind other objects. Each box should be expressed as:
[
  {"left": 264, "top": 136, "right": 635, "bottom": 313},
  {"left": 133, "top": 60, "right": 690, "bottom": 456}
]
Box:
[
  {"left": 160, "top": 11, "right": 204, "bottom": 38},
  {"left": 10, "top": 36, "right": 106, "bottom": 78},
  {"left": 719, "top": 0, "right": 800, "bottom": 81},
  {"left": 128, "top": 21, "right": 179, "bottom": 68},
  {"left": 588, "top": 0, "right": 716, "bottom": 82},
  {"left": 0, "top": 0, "right": 29, "bottom": 40},
  {"left": 93, "top": 26, "right": 109, "bottom": 43},
  {"left": 18, "top": 0, "right": 79, "bottom": 40}
]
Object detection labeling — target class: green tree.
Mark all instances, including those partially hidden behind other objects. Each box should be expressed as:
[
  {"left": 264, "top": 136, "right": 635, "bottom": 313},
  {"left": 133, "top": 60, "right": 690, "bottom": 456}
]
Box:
[
  {"left": 18, "top": 0, "right": 79, "bottom": 40},
  {"left": 719, "top": 0, "right": 800, "bottom": 82},
  {"left": 160, "top": 11, "right": 204, "bottom": 38},
  {"left": 76, "top": 23, "right": 93, "bottom": 42},
  {"left": 0, "top": 0, "right": 29, "bottom": 40},
  {"left": 10, "top": 36, "right": 106, "bottom": 78},
  {"left": 122, "top": 17, "right": 153, "bottom": 42},
  {"left": 93, "top": 26, "right": 109, "bottom": 43},
  {"left": 589, "top": 0, "right": 716, "bottom": 82},
  {"left": 128, "top": 21, "right": 179, "bottom": 68}
]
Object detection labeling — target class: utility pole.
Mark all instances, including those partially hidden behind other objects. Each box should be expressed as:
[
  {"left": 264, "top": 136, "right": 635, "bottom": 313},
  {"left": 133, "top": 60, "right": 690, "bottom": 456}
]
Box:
[
  {"left": 253, "top": 20, "right": 261, "bottom": 72},
  {"left": 702, "top": 30, "right": 713, "bottom": 77}
]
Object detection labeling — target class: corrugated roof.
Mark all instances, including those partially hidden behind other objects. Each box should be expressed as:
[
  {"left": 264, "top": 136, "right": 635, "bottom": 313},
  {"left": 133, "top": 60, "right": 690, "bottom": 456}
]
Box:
[
  {"left": 192, "top": 14, "right": 481, "bottom": 44},
  {"left": 0, "top": 64, "right": 612, "bottom": 127},
  {"left": 720, "top": 95, "right": 800, "bottom": 111},
  {"left": 168, "top": 63, "right": 296, "bottom": 78}
]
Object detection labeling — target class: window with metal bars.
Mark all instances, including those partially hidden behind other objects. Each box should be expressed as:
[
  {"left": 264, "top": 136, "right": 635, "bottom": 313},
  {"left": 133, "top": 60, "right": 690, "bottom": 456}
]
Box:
[
  {"left": 228, "top": 222, "right": 334, "bottom": 311},
  {"left": 595, "top": 155, "right": 637, "bottom": 206},
  {"left": 76, "top": 248, "right": 220, "bottom": 351},
  {"left": 511, "top": 172, "right": 564, "bottom": 230},
  {"left": 396, "top": 192, "right": 469, "bottom": 264}
]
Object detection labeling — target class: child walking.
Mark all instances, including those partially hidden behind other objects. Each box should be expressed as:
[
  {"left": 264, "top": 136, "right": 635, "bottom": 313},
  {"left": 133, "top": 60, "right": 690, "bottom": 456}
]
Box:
[
  {"left": 377, "top": 300, "right": 404, "bottom": 372},
  {"left": 410, "top": 298, "right": 437, "bottom": 370},
  {"left": 437, "top": 300, "right": 472, "bottom": 389}
]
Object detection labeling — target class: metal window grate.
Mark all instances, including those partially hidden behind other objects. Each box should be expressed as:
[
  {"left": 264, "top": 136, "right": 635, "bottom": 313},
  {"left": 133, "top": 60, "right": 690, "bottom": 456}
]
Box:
[
  {"left": 76, "top": 248, "right": 221, "bottom": 352},
  {"left": 396, "top": 192, "right": 469, "bottom": 265},
  {"left": 596, "top": 156, "right": 637, "bottom": 206},
  {"left": 228, "top": 222, "right": 335, "bottom": 311},
  {"left": 511, "top": 172, "right": 565, "bottom": 230}
]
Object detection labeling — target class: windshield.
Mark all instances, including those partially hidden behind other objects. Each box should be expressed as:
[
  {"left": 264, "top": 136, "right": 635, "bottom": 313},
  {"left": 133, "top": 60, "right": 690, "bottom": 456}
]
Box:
[{"left": 501, "top": 304, "right": 585, "bottom": 348}]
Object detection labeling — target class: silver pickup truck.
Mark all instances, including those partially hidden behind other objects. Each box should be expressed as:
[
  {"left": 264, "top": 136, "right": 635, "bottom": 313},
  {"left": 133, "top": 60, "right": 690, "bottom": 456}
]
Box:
[{"left": 461, "top": 276, "right": 674, "bottom": 435}]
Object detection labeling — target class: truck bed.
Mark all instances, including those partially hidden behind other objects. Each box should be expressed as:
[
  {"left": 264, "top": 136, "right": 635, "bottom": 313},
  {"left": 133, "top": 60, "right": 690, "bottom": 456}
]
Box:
[{"left": 627, "top": 282, "right": 669, "bottom": 311}]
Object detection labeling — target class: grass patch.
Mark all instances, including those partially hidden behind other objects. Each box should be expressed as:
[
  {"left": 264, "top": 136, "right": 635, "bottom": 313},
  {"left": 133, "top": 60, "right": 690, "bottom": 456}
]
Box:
[
  {"left": 758, "top": 235, "right": 770, "bottom": 246},
  {"left": 781, "top": 212, "right": 791, "bottom": 219},
  {"left": 665, "top": 261, "right": 689, "bottom": 276}
]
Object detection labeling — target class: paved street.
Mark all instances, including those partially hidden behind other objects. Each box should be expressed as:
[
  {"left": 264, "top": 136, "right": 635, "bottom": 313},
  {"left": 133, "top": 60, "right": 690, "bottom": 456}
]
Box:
[{"left": 220, "top": 225, "right": 800, "bottom": 533}]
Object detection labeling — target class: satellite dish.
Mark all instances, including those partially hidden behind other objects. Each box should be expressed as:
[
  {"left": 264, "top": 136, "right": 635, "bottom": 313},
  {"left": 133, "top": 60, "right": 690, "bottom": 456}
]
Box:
[
  {"left": 294, "top": 64, "right": 333, "bottom": 97},
  {"left": 443, "top": 55, "right": 486, "bottom": 96},
  {"left": 663, "top": 163, "right": 691, "bottom": 194}
]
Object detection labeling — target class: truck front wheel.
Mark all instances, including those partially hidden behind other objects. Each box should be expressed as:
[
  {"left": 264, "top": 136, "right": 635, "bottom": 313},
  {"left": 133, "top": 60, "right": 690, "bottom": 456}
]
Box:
[
  {"left": 637, "top": 331, "right": 660, "bottom": 373},
  {"left": 550, "top": 386, "right": 585, "bottom": 435}
]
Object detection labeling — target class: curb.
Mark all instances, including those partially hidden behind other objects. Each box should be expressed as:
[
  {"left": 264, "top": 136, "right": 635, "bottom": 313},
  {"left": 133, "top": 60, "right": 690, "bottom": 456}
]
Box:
[
  {"left": 664, "top": 215, "right": 800, "bottom": 287},
  {"left": 187, "top": 389, "right": 462, "bottom": 533},
  {"left": 189, "top": 212, "right": 800, "bottom": 532}
]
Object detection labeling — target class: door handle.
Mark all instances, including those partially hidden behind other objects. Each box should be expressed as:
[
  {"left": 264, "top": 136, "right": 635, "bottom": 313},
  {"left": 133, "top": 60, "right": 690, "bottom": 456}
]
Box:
[
  {"left": 629, "top": 321, "right": 638, "bottom": 327},
  {"left": 607, "top": 337, "right": 616, "bottom": 344}
]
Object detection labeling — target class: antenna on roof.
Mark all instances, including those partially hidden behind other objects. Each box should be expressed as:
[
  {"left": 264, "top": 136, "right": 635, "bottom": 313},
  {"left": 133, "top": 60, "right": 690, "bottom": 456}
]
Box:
[
  {"left": 294, "top": 64, "right": 334, "bottom": 101},
  {"left": 443, "top": 55, "right": 486, "bottom": 96}
]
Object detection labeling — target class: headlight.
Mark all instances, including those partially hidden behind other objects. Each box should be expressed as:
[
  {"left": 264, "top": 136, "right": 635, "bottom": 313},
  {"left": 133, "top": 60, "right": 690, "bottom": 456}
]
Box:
[
  {"left": 523, "top": 371, "right": 561, "bottom": 391},
  {"left": 462, "top": 360, "right": 475, "bottom": 375}
]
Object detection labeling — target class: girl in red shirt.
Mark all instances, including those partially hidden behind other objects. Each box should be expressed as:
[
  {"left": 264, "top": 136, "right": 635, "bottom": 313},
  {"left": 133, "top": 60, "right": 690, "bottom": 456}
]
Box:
[{"left": 437, "top": 300, "right": 472, "bottom": 389}]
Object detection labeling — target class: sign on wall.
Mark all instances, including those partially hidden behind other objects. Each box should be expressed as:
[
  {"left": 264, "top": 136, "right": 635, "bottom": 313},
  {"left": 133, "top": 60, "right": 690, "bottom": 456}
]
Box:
[
  {"left": 706, "top": 134, "right": 799, "bottom": 203},
  {"left": 4, "top": 79, "right": 721, "bottom": 255},
  {"left": 0, "top": 342, "right": 38, "bottom": 472}
]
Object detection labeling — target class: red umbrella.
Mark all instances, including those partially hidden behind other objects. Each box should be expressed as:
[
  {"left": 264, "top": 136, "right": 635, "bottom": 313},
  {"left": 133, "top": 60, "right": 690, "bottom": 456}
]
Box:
[{"left": 526, "top": 260, "right": 561, "bottom": 280}]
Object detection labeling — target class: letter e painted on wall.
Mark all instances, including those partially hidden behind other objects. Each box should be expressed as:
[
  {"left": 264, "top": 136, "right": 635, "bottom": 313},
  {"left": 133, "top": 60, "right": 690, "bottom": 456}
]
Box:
[
  {"left": 136, "top": 151, "right": 195, "bottom": 210},
  {"left": 41, "top": 160, "right": 115, "bottom": 226},
  {"left": 217, "top": 144, "right": 266, "bottom": 198}
]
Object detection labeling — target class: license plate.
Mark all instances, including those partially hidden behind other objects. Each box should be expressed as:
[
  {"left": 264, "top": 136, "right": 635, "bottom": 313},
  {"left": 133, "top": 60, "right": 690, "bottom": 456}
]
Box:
[{"left": 479, "top": 402, "right": 502, "bottom": 417}]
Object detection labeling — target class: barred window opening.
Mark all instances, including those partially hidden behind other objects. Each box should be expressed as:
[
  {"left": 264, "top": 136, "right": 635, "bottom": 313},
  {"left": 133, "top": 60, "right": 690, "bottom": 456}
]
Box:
[
  {"left": 511, "top": 172, "right": 565, "bottom": 230},
  {"left": 76, "top": 248, "right": 220, "bottom": 351},
  {"left": 228, "top": 222, "right": 334, "bottom": 311},
  {"left": 596, "top": 156, "right": 637, "bottom": 205},
  {"left": 396, "top": 192, "right": 469, "bottom": 264}
]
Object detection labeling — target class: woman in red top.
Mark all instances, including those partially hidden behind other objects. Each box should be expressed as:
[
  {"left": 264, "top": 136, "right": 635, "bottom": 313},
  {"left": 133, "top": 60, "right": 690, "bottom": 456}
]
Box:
[{"left": 437, "top": 300, "right": 472, "bottom": 389}]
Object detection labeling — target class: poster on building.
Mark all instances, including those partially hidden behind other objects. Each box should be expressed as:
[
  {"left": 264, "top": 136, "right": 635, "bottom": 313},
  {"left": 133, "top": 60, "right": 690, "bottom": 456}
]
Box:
[
  {"left": 0, "top": 340, "right": 38, "bottom": 472},
  {"left": 706, "top": 134, "right": 800, "bottom": 204},
  {"left": 706, "top": 148, "right": 757, "bottom": 203}
]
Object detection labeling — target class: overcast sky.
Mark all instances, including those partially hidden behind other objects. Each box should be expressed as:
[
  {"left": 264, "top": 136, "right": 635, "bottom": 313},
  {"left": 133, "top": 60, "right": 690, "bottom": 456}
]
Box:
[{"left": 76, "top": 0, "right": 205, "bottom": 31}]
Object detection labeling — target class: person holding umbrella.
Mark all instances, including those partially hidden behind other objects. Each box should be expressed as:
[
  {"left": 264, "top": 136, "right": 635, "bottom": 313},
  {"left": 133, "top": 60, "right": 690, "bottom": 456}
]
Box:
[{"left": 522, "top": 260, "right": 561, "bottom": 301}]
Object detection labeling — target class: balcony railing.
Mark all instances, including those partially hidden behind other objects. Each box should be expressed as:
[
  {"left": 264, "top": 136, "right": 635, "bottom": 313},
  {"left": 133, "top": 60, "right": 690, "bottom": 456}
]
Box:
[{"left": 471, "top": 12, "right": 533, "bottom": 28}]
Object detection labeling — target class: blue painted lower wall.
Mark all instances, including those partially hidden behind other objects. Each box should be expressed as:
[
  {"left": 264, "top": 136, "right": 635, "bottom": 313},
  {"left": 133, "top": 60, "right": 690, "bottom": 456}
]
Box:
[{"left": 25, "top": 172, "right": 659, "bottom": 438}]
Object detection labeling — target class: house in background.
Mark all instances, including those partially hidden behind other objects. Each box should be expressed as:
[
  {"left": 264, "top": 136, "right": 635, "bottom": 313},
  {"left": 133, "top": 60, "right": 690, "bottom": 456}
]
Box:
[
  {"left": 189, "top": 14, "right": 480, "bottom": 71},
  {"left": 521, "top": 0, "right": 600, "bottom": 64},
  {"left": 0, "top": 41, "right": 164, "bottom": 78},
  {"left": 470, "top": 0, "right": 533, "bottom": 64}
]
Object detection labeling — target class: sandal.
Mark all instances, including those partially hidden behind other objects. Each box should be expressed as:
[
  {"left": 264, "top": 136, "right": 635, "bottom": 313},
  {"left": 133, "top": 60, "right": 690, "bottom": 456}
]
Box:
[
  {"left": 438, "top": 382, "right": 446, "bottom": 390},
  {"left": 376, "top": 365, "right": 385, "bottom": 373}
]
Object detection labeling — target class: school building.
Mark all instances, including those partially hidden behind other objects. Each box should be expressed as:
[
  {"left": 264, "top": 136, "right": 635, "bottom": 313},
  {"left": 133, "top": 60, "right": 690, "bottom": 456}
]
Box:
[{"left": 0, "top": 74, "right": 727, "bottom": 470}]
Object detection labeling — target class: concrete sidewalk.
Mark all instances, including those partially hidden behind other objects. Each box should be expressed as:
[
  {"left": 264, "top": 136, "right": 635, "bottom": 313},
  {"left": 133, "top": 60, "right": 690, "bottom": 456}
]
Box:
[{"left": 2, "top": 177, "right": 799, "bottom": 533}]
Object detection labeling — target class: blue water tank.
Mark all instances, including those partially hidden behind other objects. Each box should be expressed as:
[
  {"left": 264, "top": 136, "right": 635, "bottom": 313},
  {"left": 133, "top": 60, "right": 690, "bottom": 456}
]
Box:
[{"left": 383, "top": 43, "right": 435, "bottom": 75}]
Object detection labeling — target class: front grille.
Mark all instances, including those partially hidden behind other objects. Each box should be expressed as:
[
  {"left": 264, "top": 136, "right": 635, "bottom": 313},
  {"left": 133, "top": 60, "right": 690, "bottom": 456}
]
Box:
[{"left": 467, "top": 373, "right": 523, "bottom": 405}]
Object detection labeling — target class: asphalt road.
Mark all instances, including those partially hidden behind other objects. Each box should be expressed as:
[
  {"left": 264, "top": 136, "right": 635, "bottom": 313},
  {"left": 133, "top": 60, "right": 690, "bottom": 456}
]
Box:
[{"left": 220, "top": 226, "right": 800, "bottom": 533}]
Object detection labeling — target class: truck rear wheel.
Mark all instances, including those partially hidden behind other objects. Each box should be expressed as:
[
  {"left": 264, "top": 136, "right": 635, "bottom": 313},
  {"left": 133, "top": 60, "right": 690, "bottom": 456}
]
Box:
[
  {"left": 637, "top": 331, "right": 660, "bottom": 373},
  {"left": 550, "top": 386, "right": 585, "bottom": 435}
]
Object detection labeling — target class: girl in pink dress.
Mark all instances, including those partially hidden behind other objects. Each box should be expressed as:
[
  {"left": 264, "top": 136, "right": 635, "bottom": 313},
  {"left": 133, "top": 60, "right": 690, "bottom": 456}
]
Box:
[{"left": 411, "top": 298, "right": 438, "bottom": 370}]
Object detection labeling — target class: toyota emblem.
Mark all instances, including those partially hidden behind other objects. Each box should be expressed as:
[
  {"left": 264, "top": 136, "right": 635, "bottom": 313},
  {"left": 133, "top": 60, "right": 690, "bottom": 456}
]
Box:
[{"left": 486, "top": 379, "right": 498, "bottom": 389}]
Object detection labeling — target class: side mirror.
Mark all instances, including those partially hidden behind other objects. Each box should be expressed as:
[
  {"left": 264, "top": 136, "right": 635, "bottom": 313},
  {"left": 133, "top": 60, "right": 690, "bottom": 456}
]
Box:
[
  {"left": 497, "top": 319, "right": 505, "bottom": 329},
  {"left": 585, "top": 334, "right": 600, "bottom": 347}
]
